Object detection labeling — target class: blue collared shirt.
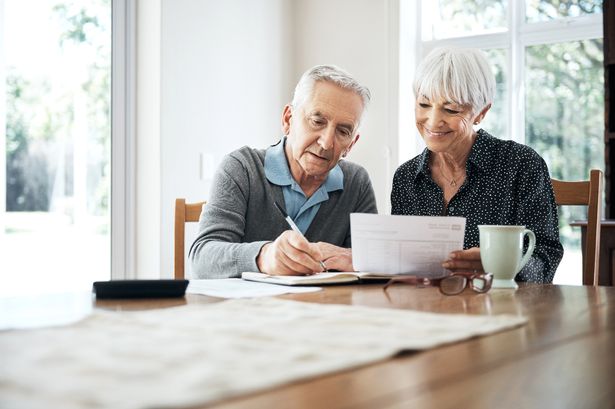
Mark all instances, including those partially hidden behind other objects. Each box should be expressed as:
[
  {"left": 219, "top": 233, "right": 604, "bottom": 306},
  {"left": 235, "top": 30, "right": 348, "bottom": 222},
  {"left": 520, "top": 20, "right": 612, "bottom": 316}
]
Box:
[{"left": 264, "top": 138, "right": 344, "bottom": 234}]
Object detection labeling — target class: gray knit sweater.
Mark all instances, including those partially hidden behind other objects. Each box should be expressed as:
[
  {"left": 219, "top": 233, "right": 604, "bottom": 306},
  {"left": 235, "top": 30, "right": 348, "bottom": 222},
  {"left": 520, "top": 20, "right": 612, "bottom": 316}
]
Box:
[{"left": 189, "top": 144, "right": 378, "bottom": 278}]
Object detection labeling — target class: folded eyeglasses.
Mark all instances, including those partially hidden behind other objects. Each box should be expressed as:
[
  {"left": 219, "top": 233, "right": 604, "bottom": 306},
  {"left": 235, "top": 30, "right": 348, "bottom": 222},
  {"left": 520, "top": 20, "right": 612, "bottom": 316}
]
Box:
[{"left": 383, "top": 272, "right": 493, "bottom": 295}]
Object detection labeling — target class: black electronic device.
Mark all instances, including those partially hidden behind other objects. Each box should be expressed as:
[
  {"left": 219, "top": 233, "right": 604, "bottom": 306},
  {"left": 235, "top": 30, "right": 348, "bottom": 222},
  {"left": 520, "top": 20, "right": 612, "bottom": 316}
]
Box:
[{"left": 93, "top": 279, "right": 189, "bottom": 299}]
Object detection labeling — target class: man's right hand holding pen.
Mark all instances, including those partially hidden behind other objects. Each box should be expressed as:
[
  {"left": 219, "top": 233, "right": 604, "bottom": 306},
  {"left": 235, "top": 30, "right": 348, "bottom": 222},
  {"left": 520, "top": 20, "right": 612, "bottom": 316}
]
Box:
[
  {"left": 256, "top": 231, "right": 356, "bottom": 276},
  {"left": 257, "top": 201, "right": 356, "bottom": 275},
  {"left": 256, "top": 230, "right": 325, "bottom": 276}
]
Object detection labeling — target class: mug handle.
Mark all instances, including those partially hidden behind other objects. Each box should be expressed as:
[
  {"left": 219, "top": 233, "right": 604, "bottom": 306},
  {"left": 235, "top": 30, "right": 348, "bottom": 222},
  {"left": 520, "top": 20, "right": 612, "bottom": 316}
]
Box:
[{"left": 518, "top": 229, "right": 536, "bottom": 270}]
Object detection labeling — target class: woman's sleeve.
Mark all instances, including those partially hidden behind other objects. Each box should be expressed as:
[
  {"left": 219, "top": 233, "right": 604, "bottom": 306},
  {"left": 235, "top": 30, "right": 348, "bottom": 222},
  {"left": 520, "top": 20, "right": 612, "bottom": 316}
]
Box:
[{"left": 513, "top": 153, "right": 564, "bottom": 283}]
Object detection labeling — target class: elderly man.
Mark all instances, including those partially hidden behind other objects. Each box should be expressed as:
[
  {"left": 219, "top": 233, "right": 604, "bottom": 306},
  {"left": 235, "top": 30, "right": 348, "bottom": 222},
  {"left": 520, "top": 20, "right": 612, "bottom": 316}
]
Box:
[{"left": 190, "top": 65, "right": 377, "bottom": 278}]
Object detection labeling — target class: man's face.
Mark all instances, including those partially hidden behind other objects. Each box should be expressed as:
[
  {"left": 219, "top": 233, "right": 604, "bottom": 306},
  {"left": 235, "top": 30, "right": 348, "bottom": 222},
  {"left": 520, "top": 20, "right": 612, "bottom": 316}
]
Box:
[{"left": 282, "top": 81, "right": 363, "bottom": 182}]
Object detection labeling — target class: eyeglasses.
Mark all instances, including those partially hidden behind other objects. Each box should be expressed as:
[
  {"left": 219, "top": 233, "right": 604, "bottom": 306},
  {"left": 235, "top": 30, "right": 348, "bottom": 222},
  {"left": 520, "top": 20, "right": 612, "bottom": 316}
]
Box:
[{"left": 383, "top": 272, "right": 493, "bottom": 296}]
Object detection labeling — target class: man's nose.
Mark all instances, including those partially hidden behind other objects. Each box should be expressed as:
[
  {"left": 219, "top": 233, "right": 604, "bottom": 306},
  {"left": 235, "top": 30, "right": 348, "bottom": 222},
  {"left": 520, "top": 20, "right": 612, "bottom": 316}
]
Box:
[{"left": 317, "top": 126, "right": 335, "bottom": 151}]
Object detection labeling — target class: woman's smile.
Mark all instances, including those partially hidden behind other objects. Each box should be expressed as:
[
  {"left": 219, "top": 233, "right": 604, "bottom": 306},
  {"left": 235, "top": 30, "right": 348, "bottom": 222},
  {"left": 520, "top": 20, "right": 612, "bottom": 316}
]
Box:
[{"left": 422, "top": 127, "right": 452, "bottom": 138}]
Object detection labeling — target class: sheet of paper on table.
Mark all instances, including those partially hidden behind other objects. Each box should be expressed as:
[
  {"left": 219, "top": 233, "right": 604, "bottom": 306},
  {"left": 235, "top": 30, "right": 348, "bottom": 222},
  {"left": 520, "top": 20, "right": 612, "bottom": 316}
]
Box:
[
  {"left": 187, "top": 278, "right": 321, "bottom": 298},
  {"left": 351, "top": 213, "right": 466, "bottom": 277}
]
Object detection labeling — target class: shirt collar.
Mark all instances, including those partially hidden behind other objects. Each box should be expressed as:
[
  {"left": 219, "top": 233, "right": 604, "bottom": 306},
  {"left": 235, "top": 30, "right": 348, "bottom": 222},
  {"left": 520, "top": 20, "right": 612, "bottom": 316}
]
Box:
[
  {"left": 411, "top": 129, "right": 495, "bottom": 181},
  {"left": 467, "top": 129, "right": 495, "bottom": 172},
  {"left": 411, "top": 147, "right": 431, "bottom": 182},
  {"left": 264, "top": 137, "right": 344, "bottom": 193},
  {"left": 264, "top": 138, "right": 293, "bottom": 186}
]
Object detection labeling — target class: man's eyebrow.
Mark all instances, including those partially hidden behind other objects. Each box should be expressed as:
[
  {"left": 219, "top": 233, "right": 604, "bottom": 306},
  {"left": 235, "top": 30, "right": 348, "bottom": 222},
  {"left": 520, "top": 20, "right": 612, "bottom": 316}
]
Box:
[
  {"left": 309, "top": 111, "right": 326, "bottom": 118},
  {"left": 308, "top": 110, "right": 356, "bottom": 131}
]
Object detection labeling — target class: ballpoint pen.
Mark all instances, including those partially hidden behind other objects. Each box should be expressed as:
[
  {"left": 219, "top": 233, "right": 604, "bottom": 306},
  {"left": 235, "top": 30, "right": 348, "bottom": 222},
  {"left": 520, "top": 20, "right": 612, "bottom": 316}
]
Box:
[{"left": 273, "top": 201, "right": 328, "bottom": 272}]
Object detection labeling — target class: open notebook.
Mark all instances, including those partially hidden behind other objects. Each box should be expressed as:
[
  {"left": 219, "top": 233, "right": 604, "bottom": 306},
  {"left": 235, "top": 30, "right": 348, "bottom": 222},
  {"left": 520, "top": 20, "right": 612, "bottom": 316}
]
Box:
[{"left": 241, "top": 272, "right": 396, "bottom": 286}]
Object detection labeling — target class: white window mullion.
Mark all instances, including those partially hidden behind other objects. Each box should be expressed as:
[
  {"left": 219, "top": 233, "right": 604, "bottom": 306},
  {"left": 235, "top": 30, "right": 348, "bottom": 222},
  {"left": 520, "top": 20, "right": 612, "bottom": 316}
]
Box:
[
  {"left": 510, "top": 0, "right": 525, "bottom": 144},
  {"left": 398, "top": 0, "right": 422, "bottom": 165},
  {"left": 423, "top": 32, "right": 510, "bottom": 52},
  {"left": 111, "top": 0, "right": 136, "bottom": 279},
  {"left": 520, "top": 14, "right": 602, "bottom": 46},
  {"left": 0, "top": 0, "right": 5, "bottom": 236}
]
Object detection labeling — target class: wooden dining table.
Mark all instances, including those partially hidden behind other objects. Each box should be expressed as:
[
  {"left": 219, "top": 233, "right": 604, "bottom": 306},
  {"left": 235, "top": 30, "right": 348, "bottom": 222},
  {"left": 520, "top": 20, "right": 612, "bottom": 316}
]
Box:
[{"left": 5, "top": 282, "right": 615, "bottom": 408}]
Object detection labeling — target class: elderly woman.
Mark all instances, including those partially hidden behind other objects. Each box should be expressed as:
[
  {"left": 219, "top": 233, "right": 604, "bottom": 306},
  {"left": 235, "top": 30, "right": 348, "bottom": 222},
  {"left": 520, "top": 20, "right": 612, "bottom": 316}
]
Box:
[{"left": 391, "top": 47, "right": 563, "bottom": 283}]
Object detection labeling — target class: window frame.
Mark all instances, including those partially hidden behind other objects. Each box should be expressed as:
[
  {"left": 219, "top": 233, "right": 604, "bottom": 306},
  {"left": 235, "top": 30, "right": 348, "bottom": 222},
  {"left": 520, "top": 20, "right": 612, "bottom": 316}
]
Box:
[
  {"left": 417, "top": 1, "right": 603, "bottom": 145},
  {"left": 1, "top": 0, "right": 129, "bottom": 287},
  {"left": 408, "top": 0, "right": 605, "bottom": 285},
  {"left": 0, "top": 0, "right": 6, "bottom": 235},
  {"left": 111, "top": 0, "right": 137, "bottom": 279}
]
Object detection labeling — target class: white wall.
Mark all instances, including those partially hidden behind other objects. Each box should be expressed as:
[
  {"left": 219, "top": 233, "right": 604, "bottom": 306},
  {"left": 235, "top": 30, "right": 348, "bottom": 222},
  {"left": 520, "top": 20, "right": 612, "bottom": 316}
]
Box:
[{"left": 159, "top": 0, "right": 294, "bottom": 277}]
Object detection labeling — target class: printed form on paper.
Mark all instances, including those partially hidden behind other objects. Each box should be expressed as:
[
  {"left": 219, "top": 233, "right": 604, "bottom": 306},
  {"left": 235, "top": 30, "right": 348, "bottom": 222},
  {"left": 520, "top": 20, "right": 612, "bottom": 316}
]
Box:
[{"left": 350, "top": 213, "right": 466, "bottom": 277}]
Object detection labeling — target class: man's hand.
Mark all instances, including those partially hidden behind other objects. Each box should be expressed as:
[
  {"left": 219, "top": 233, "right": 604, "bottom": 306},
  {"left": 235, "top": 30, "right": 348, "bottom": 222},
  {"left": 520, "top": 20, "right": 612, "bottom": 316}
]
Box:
[
  {"left": 314, "top": 242, "right": 354, "bottom": 272},
  {"left": 256, "top": 230, "right": 325, "bottom": 275},
  {"left": 442, "top": 247, "right": 484, "bottom": 272}
]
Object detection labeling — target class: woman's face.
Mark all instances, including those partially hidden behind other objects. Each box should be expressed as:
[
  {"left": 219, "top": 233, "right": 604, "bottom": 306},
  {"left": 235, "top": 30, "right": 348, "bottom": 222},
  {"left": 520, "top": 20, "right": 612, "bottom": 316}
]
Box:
[{"left": 415, "top": 95, "right": 479, "bottom": 154}]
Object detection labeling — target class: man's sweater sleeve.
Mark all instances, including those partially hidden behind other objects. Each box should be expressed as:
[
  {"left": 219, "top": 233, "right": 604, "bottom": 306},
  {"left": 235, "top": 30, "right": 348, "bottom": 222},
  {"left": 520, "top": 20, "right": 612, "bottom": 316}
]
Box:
[{"left": 189, "top": 154, "right": 269, "bottom": 279}]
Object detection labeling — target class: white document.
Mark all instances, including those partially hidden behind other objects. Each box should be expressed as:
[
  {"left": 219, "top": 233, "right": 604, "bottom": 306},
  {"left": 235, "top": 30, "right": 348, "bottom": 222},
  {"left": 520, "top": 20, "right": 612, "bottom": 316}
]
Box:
[
  {"left": 186, "top": 279, "right": 321, "bottom": 298},
  {"left": 351, "top": 213, "right": 466, "bottom": 277}
]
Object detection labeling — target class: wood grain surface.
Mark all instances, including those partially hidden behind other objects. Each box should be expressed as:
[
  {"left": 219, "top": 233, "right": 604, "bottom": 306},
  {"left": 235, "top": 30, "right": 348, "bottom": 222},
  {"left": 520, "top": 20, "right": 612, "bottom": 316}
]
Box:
[{"left": 6, "top": 283, "right": 613, "bottom": 408}]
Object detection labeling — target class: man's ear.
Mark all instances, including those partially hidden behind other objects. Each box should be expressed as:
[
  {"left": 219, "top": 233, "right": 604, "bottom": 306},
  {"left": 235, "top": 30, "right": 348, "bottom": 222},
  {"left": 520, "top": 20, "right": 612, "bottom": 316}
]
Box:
[
  {"left": 342, "top": 134, "right": 360, "bottom": 158},
  {"left": 281, "top": 104, "right": 293, "bottom": 135}
]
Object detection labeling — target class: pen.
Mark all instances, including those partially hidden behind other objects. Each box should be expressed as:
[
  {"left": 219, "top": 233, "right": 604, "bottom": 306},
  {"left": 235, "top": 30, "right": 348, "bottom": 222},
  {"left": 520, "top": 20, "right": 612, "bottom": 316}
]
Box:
[{"left": 273, "top": 201, "right": 328, "bottom": 272}]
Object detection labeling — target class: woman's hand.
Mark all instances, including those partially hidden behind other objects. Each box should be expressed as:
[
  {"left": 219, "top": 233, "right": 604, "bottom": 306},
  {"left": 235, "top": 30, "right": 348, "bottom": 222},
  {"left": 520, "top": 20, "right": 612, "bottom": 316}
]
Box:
[{"left": 442, "top": 247, "right": 484, "bottom": 272}]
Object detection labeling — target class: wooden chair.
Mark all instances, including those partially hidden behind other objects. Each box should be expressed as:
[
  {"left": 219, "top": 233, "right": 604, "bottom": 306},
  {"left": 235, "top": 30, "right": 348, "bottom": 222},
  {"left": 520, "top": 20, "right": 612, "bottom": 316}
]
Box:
[
  {"left": 174, "top": 198, "right": 206, "bottom": 279},
  {"left": 551, "top": 169, "right": 603, "bottom": 286}
]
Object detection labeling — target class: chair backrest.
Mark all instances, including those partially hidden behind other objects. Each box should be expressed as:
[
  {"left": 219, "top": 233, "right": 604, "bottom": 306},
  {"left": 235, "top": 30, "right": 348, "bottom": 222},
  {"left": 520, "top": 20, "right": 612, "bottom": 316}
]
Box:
[
  {"left": 174, "top": 198, "right": 206, "bottom": 279},
  {"left": 551, "top": 169, "right": 603, "bottom": 286}
]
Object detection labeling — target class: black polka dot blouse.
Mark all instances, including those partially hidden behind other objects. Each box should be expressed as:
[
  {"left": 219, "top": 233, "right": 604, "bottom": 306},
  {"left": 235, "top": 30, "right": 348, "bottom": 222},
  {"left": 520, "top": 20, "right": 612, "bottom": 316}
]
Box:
[{"left": 391, "top": 129, "right": 564, "bottom": 283}]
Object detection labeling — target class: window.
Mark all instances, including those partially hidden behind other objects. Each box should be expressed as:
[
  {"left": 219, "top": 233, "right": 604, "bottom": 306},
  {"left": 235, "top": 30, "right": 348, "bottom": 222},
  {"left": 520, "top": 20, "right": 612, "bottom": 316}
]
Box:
[
  {"left": 415, "top": 0, "right": 604, "bottom": 285},
  {"left": 1, "top": 0, "right": 112, "bottom": 295}
]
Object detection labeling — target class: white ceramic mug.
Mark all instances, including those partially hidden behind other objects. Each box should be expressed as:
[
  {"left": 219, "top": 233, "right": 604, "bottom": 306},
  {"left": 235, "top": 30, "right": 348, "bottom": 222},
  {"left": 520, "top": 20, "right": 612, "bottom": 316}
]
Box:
[{"left": 478, "top": 225, "right": 536, "bottom": 289}]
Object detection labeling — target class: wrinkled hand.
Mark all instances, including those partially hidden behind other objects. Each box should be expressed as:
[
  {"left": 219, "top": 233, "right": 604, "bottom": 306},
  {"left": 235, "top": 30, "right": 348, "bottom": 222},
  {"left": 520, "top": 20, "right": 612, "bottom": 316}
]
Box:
[
  {"left": 442, "top": 247, "right": 484, "bottom": 272},
  {"left": 256, "top": 230, "right": 325, "bottom": 275},
  {"left": 314, "top": 242, "right": 354, "bottom": 272}
]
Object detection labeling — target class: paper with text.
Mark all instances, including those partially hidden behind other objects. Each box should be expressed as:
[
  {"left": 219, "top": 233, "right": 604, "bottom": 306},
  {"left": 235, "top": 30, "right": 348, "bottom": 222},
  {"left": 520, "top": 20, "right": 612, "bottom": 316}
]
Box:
[{"left": 351, "top": 213, "right": 466, "bottom": 277}]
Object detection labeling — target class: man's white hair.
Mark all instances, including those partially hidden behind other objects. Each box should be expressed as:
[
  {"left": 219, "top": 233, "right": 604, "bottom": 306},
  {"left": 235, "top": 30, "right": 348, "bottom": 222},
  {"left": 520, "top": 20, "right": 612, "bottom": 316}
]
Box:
[
  {"left": 291, "top": 64, "right": 371, "bottom": 122},
  {"left": 413, "top": 47, "right": 495, "bottom": 113}
]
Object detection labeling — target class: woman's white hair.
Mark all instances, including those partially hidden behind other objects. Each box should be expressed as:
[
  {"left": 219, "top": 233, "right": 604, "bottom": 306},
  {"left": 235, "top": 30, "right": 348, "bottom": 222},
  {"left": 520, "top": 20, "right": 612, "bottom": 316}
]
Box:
[
  {"left": 413, "top": 47, "right": 495, "bottom": 113},
  {"left": 291, "top": 65, "right": 371, "bottom": 120}
]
